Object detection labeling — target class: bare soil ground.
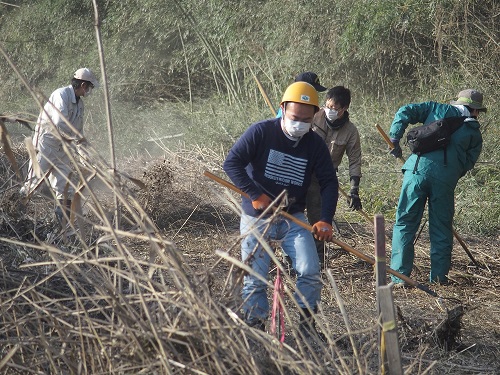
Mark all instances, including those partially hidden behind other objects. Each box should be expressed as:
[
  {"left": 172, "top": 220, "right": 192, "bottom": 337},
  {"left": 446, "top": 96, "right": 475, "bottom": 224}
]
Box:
[
  {"left": 0, "top": 147, "right": 499, "bottom": 374},
  {"left": 137, "top": 152, "right": 500, "bottom": 374}
]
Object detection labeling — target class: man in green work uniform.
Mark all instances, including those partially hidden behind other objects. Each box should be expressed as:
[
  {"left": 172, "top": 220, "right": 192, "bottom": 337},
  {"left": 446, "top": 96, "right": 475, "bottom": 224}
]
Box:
[{"left": 389, "top": 89, "right": 486, "bottom": 284}]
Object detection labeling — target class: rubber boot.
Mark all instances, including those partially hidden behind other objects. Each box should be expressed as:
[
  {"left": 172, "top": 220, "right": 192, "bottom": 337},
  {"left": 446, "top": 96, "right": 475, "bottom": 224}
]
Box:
[{"left": 299, "top": 307, "right": 326, "bottom": 341}]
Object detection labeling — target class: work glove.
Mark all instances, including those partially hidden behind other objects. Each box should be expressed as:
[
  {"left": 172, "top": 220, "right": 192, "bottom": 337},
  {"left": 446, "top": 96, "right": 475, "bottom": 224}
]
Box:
[
  {"left": 348, "top": 188, "right": 362, "bottom": 211},
  {"left": 389, "top": 138, "right": 402, "bottom": 158},
  {"left": 312, "top": 221, "right": 333, "bottom": 242},
  {"left": 347, "top": 176, "right": 362, "bottom": 211},
  {"left": 252, "top": 193, "right": 273, "bottom": 211}
]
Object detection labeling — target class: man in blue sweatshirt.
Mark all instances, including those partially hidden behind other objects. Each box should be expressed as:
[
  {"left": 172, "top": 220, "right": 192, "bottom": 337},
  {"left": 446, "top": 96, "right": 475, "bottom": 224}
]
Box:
[{"left": 223, "top": 82, "right": 338, "bottom": 338}]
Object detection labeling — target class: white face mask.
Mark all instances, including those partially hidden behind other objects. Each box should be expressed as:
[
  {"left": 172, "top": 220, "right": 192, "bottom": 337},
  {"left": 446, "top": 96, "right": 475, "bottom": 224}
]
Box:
[
  {"left": 283, "top": 117, "right": 311, "bottom": 138},
  {"left": 84, "top": 86, "right": 93, "bottom": 97},
  {"left": 324, "top": 108, "right": 339, "bottom": 121}
]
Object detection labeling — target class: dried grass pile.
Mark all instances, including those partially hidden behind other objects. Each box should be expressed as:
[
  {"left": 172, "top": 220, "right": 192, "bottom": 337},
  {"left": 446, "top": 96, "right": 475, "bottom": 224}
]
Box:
[
  {"left": 1, "top": 136, "right": 499, "bottom": 374},
  {"left": 0, "top": 140, "right": 362, "bottom": 374}
]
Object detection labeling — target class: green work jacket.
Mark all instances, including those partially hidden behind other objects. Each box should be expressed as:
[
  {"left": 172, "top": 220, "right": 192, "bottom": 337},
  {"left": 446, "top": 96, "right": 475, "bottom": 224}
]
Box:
[{"left": 389, "top": 101, "right": 482, "bottom": 188}]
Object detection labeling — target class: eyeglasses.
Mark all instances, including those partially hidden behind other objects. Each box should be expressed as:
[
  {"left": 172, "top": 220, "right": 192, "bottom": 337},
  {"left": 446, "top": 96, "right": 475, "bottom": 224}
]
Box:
[
  {"left": 324, "top": 104, "right": 343, "bottom": 111},
  {"left": 324, "top": 99, "right": 343, "bottom": 111}
]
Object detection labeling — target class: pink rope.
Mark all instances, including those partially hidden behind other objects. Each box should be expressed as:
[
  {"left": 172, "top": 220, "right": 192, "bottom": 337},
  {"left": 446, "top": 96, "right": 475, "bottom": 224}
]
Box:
[{"left": 270, "top": 268, "right": 285, "bottom": 343}]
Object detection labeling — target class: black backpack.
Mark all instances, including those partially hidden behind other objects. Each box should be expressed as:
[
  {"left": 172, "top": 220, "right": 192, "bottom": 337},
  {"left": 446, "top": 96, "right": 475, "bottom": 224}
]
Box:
[{"left": 405, "top": 116, "right": 466, "bottom": 172}]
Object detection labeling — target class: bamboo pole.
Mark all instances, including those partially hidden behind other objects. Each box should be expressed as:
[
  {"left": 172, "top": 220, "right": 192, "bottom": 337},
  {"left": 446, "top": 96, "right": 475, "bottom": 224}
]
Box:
[
  {"left": 91, "top": 1, "right": 122, "bottom": 298},
  {"left": 248, "top": 64, "right": 277, "bottom": 117},
  {"left": 91, "top": 0, "right": 119, "bottom": 229}
]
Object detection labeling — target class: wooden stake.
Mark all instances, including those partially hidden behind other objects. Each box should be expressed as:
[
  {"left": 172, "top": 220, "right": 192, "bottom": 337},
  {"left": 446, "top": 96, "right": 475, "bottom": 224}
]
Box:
[
  {"left": 374, "top": 214, "right": 387, "bottom": 289},
  {"left": 378, "top": 285, "right": 403, "bottom": 375},
  {"left": 375, "top": 214, "right": 387, "bottom": 372},
  {"left": 375, "top": 214, "right": 402, "bottom": 374}
]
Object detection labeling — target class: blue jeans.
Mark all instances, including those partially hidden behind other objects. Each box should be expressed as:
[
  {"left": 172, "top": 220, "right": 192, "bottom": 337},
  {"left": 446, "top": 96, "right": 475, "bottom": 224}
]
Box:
[{"left": 240, "top": 212, "right": 322, "bottom": 321}]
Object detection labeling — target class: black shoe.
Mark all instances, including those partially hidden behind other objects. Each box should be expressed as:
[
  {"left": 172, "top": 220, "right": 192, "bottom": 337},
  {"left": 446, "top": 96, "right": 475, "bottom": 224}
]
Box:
[
  {"left": 245, "top": 317, "right": 266, "bottom": 331},
  {"left": 299, "top": 307, "right": 326, "bottom": 342},
  {"left": 299, "top": 322, "right": 326, "bottom": 341}
]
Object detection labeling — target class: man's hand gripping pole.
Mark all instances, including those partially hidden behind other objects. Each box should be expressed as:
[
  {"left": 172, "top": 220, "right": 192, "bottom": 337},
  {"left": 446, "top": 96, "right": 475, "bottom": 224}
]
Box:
[{"left": 204, "top": 170, "right": 439, "bottom": 297}]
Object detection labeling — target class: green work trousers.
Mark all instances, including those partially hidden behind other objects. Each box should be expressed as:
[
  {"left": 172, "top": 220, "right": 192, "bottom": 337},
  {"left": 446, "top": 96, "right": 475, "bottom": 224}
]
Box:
[{"left": 390, "top": 171, "right": 455, "bottom": 283}]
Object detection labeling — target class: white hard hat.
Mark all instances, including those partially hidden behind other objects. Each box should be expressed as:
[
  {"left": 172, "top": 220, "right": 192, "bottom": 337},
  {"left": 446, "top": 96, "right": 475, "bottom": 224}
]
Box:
[{"left": 74, "top": 68, "right": 99, "bottom": 88}]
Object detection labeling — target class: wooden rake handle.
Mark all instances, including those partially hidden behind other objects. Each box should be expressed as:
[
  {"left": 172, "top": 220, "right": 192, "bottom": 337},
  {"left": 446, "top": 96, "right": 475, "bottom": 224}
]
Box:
[
  {"left": 375, "top": 124, "right": 395, "bottom": 150},
  {"left": 375, "top": 123, "right": 406, "bottom": 164},
  {"left": 204, "top": 170, "right": 438, "bottom": 297}
]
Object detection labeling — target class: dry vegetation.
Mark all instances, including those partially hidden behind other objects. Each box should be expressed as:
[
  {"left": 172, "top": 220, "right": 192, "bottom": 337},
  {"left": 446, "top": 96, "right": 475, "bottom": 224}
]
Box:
[
  {"left": 0, "top": 1, "right": 498, "bottom": 373},
  {"left": 0, "top": 139, "right": 499, "bottom": 374}
]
